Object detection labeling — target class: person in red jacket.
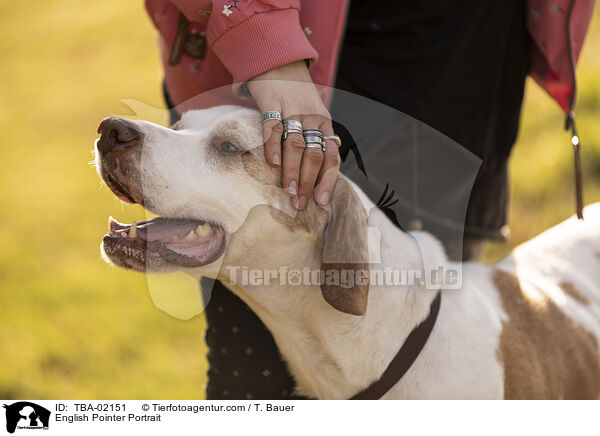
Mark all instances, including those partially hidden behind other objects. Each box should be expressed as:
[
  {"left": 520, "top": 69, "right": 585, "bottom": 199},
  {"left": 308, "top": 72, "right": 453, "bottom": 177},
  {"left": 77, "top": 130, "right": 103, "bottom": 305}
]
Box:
[{"left": 146, "top": 0, "right": 594, "bottom": 399}]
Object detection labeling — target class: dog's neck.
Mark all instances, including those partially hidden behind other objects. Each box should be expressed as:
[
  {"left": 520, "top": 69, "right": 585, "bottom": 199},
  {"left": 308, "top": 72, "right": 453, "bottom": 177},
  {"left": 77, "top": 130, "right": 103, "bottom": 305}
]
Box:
[{"left": 220, "top": 198, "right": 445, "bottom": 399}]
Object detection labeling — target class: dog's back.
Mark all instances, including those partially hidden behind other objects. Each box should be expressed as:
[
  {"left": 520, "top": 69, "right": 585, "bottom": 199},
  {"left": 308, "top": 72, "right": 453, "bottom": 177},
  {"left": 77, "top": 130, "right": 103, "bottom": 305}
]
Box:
[{"left": 492, "top": 202, "right": 600, "bottom": 399}]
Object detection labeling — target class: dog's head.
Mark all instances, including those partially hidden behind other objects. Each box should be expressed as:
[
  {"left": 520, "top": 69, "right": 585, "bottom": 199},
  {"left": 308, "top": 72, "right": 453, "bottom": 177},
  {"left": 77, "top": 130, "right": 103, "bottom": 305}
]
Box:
[{"left": 95, "top": 105, "right": 369, "bottom": 315}]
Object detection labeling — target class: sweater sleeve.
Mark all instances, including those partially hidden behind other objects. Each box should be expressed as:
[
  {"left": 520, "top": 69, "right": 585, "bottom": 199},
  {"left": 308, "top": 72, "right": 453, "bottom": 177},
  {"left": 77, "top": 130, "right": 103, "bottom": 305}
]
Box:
[{"left": 169, "top": 0, "right": 318, "bottom": 85}]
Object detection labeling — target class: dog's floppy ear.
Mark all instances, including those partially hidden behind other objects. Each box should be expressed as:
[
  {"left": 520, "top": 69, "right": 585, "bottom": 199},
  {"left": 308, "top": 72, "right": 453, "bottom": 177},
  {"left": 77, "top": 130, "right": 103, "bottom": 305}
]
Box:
[{"left": 319, "top": 177, "right": 370, "bottom": 316}]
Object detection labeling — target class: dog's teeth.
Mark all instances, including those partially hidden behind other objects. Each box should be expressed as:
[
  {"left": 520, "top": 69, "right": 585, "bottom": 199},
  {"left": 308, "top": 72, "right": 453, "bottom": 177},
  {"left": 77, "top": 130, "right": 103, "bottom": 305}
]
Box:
[
  {"left": 172, "top": 234, "right": 180, "bottom": 241},
  {"left": 121, "top": 232, "right": 127, "bottom": 238},
  {"left": 108, "top": 217, "right": 113, "bottom": 233},
  {"left": 196, "top": 222, "right": 213, "bottom": 236},
  {"left": 183, "top": 230, "right": 197, "bottom": 241},
  {"left": 129, "top": 222, "right": 137, "bottom": 238}
]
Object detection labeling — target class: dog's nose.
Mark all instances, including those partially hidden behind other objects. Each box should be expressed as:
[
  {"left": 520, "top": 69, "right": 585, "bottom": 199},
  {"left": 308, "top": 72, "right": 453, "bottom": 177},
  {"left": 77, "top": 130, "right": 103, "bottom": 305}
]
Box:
[{"left": 97, "top": 117, "right": 142, "bottom": 155}]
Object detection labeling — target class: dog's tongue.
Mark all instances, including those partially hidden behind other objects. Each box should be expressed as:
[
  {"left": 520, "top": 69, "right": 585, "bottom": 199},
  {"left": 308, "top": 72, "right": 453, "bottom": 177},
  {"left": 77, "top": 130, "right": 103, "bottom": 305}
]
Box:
[{"left": 140, "top": 219, "right": 203, "bottom": 242}]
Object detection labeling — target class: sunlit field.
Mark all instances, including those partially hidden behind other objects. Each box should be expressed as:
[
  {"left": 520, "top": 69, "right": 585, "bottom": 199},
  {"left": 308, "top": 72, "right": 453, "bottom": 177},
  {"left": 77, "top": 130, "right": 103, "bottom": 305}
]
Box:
[{"left": 0, "top": 1, "right": 598, "bottom": 398}]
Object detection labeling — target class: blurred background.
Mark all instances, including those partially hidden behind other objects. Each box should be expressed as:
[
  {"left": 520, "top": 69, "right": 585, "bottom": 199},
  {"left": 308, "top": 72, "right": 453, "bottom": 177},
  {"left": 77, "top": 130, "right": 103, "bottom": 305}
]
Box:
[{"left": 0, "top": 1, "right": 598, "bottom": 399}]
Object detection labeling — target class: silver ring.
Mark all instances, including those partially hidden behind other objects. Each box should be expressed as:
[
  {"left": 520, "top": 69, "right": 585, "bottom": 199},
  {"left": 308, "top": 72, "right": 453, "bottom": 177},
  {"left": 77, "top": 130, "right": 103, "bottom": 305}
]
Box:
[
  {"left": 302, "top": 135, "right": 324, "bottom": 144},
  {"left": 284, "top": 128, "right": 303, "bottom": 135},
  {"left": 323, "top": 135, "right": 341, "bottom": 147},
  {"left": 282, "top": 128, "right": 303, "bottom": 140},
  {"left": 302, "top": 128, "right": 323, "bottom": 137},
  {"left": 263, "top": 111, "right": 282, "bottom": 122},
  {"left": 305, "top": 142, "right": 324, "bottom": 151},
  {"left": 282, "top": 120, "right": 303, "bottom": 140},
  {"left": 283, "top": 119, "right": 303, "bottom": 130}
]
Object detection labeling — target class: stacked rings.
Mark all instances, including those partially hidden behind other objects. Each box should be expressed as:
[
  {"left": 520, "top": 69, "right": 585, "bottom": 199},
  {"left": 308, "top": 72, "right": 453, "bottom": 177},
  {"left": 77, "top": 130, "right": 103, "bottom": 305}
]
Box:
[
  {"left": 282, "top": 119, "right": 303, "bottom": 140},
  {"left": 279, "top": 123, "right": 341, "bottom": 152},
  {"left": 302, "top": 128, "right": 324, "bottom": 151},
  {"left": 302, "top": 128, "right": 323, "bottom": 136},
  {"left": 263, "top": 111, "right": 282, "bottom": 122}
]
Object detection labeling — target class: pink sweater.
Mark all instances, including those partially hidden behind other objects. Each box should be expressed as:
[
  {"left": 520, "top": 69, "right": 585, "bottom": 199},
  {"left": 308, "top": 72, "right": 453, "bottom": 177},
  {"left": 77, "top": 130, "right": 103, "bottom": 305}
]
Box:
[{"left": 145, "top": 0, "right": 595, "bottom": 114}]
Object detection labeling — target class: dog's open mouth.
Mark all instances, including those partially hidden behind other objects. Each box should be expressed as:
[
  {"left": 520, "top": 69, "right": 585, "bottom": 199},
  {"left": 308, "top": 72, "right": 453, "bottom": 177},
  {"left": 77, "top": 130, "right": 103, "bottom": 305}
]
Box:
[{"left": 102, "top": 216, "right": 226, "bottom": 270}]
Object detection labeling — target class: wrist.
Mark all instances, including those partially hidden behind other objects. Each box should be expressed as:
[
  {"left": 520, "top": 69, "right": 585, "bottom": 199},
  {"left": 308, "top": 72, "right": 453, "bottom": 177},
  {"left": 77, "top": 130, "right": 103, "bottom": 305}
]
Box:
[{"left": 248, "top": 61, "right": 312, "bottom": 88}]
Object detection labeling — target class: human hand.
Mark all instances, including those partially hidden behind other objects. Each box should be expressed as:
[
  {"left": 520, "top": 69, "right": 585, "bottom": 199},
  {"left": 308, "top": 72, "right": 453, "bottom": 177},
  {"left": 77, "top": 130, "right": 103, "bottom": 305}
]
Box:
[{"left": 247, "top": 61, "right": 340, "bottom": 209}]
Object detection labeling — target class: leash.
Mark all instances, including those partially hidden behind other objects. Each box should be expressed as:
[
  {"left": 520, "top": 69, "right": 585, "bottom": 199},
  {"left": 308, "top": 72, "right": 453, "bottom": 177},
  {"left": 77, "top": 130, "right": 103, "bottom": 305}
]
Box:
[
  {"left": 565, "top": 112, "right": 584, "bottom": 220},
  {"left": 350, "top": 291, "right": 442, "bottom": 400}
]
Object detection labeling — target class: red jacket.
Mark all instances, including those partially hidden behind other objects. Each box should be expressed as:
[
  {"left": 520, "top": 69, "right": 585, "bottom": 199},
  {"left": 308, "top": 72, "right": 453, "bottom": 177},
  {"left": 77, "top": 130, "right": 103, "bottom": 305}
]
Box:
[{"left": 146, "top": 0, "right": 595, "bottom": 114}]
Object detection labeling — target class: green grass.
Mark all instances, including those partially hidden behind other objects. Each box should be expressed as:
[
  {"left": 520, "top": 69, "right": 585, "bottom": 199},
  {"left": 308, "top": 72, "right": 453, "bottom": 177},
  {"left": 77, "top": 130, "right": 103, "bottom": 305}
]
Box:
[
  {"left": 0, "top": 1, "right": 598, "bottom": 398},
  {"left": 0, "top": 0, "right": 206, "bottom": 399}
]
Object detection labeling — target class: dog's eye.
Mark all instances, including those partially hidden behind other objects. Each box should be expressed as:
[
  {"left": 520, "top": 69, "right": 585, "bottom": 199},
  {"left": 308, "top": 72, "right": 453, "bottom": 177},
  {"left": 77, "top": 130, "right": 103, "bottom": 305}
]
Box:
[{"left": 216, "top": 141, "right": 241, "bottom": 154}]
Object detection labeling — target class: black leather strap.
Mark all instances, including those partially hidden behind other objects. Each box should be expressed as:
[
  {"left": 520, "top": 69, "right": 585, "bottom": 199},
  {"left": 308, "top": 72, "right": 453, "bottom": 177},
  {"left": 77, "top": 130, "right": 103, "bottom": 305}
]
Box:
[{"left": 350, "top": 291, "right": 442, "bottom": 400}]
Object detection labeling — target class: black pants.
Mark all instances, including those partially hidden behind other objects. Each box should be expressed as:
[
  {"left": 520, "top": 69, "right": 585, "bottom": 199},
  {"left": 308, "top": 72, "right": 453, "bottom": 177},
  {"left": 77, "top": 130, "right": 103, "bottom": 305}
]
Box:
[{"left": 164, "top": 0, "right": 529, "bottom": 400}]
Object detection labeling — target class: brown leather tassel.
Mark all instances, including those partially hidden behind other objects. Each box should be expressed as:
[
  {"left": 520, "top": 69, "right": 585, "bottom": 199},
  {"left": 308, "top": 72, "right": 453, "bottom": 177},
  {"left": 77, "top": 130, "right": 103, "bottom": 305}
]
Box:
[
  {"left": 169, "top": 12, "right": 189, "bottom": 66},
  {"left": 566, "top": 112, "right": 584, "bottom": 220}
]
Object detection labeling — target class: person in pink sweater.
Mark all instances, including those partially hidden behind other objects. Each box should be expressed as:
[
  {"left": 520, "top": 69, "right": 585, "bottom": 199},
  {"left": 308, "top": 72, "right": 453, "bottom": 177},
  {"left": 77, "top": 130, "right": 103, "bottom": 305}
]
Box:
[{"left": 146, "top": 0, "right": 595, "bottom": 399}]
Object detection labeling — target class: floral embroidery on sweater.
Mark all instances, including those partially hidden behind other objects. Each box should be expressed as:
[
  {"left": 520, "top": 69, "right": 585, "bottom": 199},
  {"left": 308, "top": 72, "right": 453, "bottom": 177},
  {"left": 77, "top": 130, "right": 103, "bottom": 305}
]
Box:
[{"left": 223, "top": 0, "right": 241, "bottom": 16}]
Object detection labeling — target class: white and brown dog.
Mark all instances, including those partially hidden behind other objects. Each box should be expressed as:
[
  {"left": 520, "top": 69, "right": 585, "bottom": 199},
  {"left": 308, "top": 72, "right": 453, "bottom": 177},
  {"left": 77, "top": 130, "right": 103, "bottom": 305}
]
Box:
[{"left": 95, "top": 105, "right": 600, "bottom": 399}]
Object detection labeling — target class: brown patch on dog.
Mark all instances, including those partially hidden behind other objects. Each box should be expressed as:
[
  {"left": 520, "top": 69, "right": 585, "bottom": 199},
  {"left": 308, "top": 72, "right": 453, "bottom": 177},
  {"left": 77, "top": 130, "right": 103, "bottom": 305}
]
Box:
[
  {"left": 494, "top": 269, "right": 600, "bottom": 399},
  {"left": 210, "top": 120, "right": 259, "bottom": 151},
  {"left": 239, "top": 148, "right": 324, "bottom": 234},
  {"left": 268, "top": 203, "right": 325, "bottom": 234},
  {"left": 268, "top": 177, "right": 370, "bottom": 315},
  {"left": 241, "top": 149, "right": 282, "bottom": 188},
  {"left": 560, "top": 281, "right": 591, "bottom": 305},
  {"left": 319, "top": 177, "right": 370, "bottom": 315}
]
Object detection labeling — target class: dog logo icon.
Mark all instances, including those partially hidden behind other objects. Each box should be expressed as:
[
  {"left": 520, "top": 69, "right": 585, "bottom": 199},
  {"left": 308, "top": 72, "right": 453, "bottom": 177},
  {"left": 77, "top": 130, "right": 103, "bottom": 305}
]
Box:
[{"left": 2, "top": 402, "right": 50, "bottom": 434}]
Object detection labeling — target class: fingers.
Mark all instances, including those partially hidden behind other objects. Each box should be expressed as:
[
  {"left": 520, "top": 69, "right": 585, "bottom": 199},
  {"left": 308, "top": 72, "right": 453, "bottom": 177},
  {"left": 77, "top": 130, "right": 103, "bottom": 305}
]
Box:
[
  {"left": 260, "top": 102, "right": 283, "bottom": 167},
  {"left": 281, "top": 123, "right": 305, "bottom": 198},
  {"left": 294, "top": 115, "right": 324, "bottom": 210},
  {"left": 314, "top": 120, "right": 340, "bottom": 206},
  {"left": 264, "top": 119, "right": 283, "bottom": 167},
  {"left": 280, "top": 114, "right": 337, "bottom": 210}
]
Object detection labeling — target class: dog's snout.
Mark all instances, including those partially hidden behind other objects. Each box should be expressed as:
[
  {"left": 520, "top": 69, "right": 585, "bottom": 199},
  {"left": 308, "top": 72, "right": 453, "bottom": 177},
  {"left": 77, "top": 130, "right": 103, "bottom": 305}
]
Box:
[{"left": 97, "top": 117, "right": 142, "bottom": 155}]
